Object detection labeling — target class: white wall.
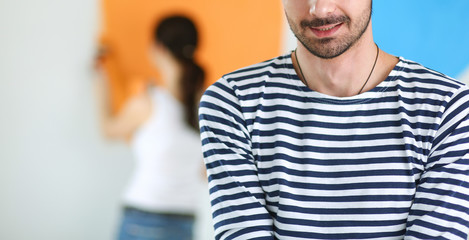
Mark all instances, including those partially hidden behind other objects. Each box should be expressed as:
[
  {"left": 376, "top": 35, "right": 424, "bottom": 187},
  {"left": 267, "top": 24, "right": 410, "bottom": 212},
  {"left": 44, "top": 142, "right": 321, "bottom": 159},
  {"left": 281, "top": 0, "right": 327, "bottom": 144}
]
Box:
[
  {"left": 460, "top": 66, "right": 469, "bottom": 85},
  {"left": 280, "top": 10, "right": 297, "bottom": 54},
  {"left": 0, "top": 0, "right": 134, "bottom": 239}
]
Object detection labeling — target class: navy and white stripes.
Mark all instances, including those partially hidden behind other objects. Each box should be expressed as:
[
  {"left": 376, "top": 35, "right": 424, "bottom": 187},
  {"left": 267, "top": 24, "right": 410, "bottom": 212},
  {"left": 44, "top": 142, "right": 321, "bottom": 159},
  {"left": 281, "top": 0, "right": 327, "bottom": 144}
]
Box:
[{"left": 199, "top": 54, "right": 469, "bottom": 240}]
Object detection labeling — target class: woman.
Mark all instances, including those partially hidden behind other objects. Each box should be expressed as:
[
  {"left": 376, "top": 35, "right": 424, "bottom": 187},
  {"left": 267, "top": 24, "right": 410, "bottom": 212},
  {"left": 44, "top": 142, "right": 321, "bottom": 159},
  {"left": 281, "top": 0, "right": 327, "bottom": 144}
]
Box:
[{"left": 96, "top": 15, "right": 205, "bottom": 240}]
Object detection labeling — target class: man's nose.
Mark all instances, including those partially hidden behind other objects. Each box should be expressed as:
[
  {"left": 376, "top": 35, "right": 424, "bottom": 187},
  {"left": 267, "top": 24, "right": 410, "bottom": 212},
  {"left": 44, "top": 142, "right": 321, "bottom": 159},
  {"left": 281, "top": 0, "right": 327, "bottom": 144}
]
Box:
[{"left": 309, "top": 0, "right": 337, "bottom": 17}]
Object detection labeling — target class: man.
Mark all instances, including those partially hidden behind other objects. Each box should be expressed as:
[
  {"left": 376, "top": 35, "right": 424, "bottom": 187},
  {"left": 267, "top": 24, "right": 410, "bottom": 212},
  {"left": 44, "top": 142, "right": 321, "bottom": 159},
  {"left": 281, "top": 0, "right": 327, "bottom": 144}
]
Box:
[{"left": 199, "top": 1, "right": 469, "bottom": 239}]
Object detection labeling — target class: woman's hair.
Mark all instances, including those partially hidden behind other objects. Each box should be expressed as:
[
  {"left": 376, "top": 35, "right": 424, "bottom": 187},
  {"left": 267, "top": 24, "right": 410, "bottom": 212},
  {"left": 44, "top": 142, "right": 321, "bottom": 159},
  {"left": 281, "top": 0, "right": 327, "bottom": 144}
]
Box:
[{"left": 154, "top": 15, "right": 205, "bottom": 131}]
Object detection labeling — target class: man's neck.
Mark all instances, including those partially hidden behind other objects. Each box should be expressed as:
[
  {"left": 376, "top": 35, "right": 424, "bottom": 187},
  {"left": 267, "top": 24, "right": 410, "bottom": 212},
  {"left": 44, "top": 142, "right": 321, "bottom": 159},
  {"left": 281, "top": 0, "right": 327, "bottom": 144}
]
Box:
[{"left": 294, "top": 35, "right": 392, "bottom": 97}]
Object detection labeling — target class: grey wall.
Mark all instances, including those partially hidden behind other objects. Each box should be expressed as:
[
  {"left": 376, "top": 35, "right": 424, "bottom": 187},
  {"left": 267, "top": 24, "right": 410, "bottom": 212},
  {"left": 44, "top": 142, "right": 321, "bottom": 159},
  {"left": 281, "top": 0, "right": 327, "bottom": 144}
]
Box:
[{"left": 0, "top": 0, "right": 134, "bottom": 239}]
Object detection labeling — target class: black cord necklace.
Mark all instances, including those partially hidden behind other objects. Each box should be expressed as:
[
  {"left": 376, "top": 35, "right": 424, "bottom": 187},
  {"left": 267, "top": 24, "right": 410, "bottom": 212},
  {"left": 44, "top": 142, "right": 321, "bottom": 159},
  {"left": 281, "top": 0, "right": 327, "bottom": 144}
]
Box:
[{"left": 293, "top": 43, "right": 380, "bottom": 95}]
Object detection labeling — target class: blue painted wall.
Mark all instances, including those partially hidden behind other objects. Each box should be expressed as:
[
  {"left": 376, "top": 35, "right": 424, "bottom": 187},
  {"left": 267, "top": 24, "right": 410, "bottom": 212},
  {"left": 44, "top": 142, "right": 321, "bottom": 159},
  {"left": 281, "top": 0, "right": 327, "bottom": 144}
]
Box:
[{"left": 373, "top": 0, "right": 469, "bottom": 79}]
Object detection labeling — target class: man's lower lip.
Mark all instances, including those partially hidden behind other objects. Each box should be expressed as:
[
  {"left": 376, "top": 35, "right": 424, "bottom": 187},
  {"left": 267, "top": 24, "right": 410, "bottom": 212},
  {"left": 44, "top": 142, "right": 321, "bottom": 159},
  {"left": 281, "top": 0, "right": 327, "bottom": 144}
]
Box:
[{"left": 310, "top": 23, "right": 342, "bottom": 38}]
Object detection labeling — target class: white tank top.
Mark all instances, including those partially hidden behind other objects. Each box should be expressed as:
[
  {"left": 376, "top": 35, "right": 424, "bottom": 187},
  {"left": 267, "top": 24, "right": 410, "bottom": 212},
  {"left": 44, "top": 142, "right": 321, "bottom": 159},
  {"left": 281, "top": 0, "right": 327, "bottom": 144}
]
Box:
[{"left": 123, "top": 87, "right": 203, "bottom": 214}]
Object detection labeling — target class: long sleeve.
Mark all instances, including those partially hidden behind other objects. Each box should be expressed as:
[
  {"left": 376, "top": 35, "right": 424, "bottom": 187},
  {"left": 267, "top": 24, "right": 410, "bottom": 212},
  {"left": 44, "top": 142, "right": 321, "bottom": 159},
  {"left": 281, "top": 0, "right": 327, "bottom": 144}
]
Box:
[
  {"left": 199, "top": 78, "right": 275, "bottom": 240},
  {"left": 405, "top": 88, "right": 469, "bottom": 239}
]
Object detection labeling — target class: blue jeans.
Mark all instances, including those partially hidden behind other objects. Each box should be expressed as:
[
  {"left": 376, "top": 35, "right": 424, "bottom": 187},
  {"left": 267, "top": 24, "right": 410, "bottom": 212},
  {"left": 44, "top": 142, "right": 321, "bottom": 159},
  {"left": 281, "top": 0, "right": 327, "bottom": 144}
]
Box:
[{"left": 117, "top": 207, "right": 194, "bottom": 240}]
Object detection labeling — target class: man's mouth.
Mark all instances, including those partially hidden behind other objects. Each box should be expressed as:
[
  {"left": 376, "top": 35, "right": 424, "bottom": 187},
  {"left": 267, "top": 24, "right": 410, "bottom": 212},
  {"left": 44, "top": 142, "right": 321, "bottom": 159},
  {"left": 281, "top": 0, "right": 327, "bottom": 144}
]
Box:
[
  {"left": 310, "top": 23, "right": 342, "bottom": 37},
  {"left": 301, "top": 15, "right": 349, "bottom": 38},
  {"left": 317, "top": 25, "right": 337, "bottom": 31}
]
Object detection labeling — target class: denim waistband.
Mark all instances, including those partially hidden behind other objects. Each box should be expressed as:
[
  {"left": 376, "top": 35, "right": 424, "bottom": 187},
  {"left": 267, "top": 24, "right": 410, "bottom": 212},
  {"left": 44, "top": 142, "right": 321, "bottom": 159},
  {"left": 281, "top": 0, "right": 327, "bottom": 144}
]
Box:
[{"left": 123, "top": 206, "right": 195, "bottom": 220}]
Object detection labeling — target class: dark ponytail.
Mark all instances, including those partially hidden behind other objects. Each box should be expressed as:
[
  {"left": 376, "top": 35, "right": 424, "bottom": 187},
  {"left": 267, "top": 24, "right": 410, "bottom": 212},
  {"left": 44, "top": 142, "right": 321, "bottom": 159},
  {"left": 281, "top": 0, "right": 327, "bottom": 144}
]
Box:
[{"left": 155, "top": 15, "right": 205, "bottom": 131}]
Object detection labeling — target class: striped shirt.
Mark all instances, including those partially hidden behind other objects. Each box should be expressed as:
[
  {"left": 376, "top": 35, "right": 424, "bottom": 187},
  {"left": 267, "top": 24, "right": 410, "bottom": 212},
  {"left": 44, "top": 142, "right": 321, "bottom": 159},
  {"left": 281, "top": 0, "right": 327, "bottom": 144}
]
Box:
[{"left": 199, "top": 54, "right": 469, "bottom": 240}]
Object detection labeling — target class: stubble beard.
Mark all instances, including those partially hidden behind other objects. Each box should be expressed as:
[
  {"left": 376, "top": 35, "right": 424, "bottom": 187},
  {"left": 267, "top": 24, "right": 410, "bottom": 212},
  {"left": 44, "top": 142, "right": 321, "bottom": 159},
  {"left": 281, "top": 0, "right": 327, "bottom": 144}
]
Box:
[{"left": 287, "top": 6, "right": 372, "bottom": 59}]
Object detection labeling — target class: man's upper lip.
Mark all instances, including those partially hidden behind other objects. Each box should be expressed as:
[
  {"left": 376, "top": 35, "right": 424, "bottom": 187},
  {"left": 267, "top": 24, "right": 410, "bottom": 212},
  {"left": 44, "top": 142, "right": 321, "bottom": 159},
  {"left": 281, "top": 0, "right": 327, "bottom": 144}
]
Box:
[{"left": 311, "top": 23, "right": 342, "bottom": 31}]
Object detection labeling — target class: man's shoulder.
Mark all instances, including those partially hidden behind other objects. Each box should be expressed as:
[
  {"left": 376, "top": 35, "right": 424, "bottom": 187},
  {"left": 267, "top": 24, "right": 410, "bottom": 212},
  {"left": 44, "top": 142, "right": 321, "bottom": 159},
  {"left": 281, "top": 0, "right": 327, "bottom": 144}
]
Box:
[
  {"left": 202, "top": 53, "right": 293, "bottom": 101},
  {"left": 221, "top": 53, "right": 292, "bottom": 82},
  {"left": 397, "top": 57, "right": 466, "bottom": 89}
]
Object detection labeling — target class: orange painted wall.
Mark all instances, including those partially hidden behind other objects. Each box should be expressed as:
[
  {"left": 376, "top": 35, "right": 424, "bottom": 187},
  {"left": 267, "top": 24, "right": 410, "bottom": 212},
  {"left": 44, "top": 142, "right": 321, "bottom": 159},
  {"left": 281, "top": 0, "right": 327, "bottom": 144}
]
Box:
[{"left": 98, "top": 0, "right": 284, "bottom": 113}]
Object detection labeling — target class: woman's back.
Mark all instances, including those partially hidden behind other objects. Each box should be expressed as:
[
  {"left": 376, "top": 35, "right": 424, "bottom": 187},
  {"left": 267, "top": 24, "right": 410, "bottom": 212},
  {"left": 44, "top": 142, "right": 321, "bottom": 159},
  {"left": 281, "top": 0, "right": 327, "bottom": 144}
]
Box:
[{"left": 123, "top": 87, "right": 202, "bottom": 214}]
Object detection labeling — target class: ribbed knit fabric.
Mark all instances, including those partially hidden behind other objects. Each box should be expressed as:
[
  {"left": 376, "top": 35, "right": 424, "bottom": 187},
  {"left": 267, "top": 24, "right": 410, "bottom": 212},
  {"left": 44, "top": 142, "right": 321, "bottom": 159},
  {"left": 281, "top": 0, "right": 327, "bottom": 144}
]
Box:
[{"left": 125, "top": 87, "right": 202, "bottom": 214}]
